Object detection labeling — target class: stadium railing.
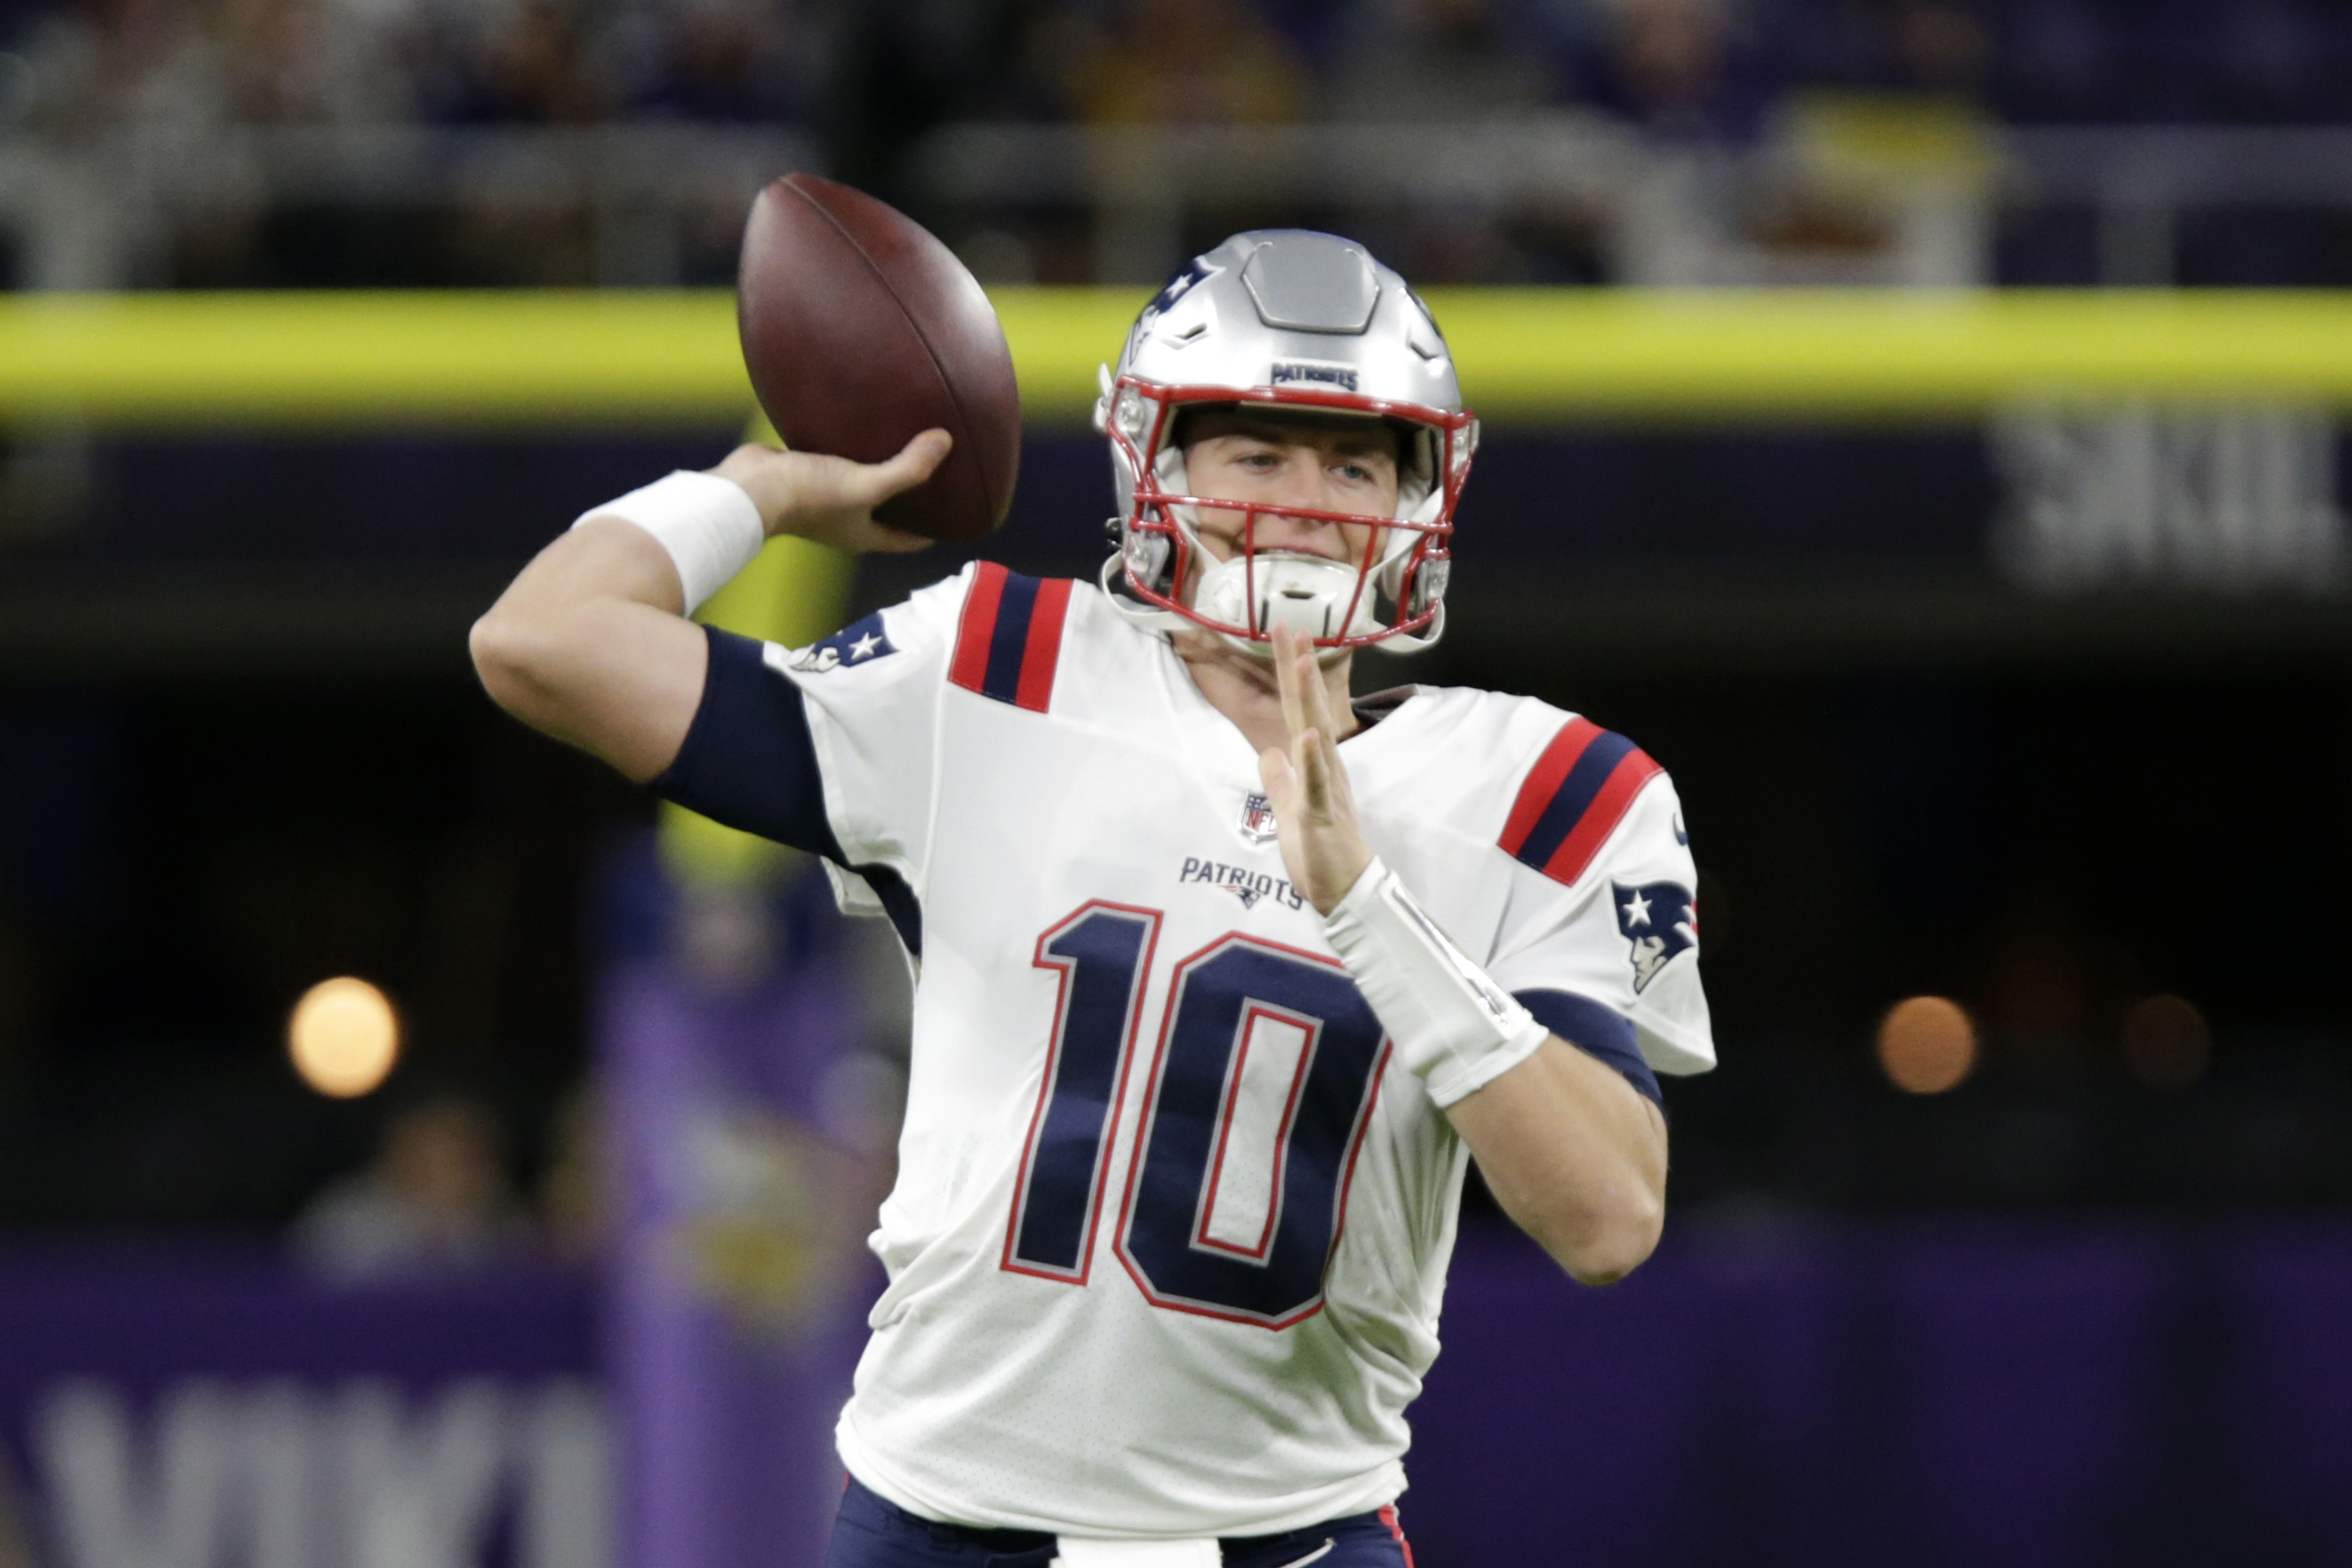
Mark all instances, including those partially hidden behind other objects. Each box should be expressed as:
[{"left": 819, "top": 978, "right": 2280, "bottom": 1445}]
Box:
[{"left": 12, "top": 119, "right": 2352, "bottom": 289}]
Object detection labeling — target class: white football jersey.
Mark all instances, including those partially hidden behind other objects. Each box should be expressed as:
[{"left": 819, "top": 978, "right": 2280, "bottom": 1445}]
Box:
[{"left": 656, "top": 563, "right": 1714, "bottom": 1540}]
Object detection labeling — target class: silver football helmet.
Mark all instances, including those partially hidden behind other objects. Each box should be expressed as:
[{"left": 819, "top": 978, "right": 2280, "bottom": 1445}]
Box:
[{"left": 1094, "top": 230, "right": 1478, "bottom": 654}]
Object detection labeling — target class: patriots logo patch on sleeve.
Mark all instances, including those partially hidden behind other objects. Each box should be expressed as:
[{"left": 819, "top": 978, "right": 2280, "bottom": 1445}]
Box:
[
  {"left": 790, "top": 613, "right": 897, "bottom": 674},
  {"left": 1614, "top": 881, "right": 1696, "bottom": 993}
]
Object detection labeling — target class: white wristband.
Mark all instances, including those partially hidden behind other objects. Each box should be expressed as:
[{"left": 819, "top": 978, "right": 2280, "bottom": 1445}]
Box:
[
  {"left": 1324, "top": 858, "right": 1550, "bottom": 1107},
  {"left": 572, "top": 471, "right": 764, "bottom": 614}
]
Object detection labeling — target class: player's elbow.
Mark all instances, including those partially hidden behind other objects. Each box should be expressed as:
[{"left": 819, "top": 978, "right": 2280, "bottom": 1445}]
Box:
[
  {"left": 469, "top": 605, "right": 562, "bottom": 724},
  {"left": 1548, "top": 1184, "right": 1664, "bottom": 1287}
]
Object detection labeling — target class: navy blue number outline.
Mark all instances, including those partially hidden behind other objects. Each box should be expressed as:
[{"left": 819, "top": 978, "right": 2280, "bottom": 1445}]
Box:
[
  {"left": 999, "top": 901, "right": 1163, "bottom": 1284},
  {"left": 1111, "top": 933, "right": 1393, "bottom": 1329},
  {"left": 998, "top": 903, "right": 1393, "bottom": 1330}
]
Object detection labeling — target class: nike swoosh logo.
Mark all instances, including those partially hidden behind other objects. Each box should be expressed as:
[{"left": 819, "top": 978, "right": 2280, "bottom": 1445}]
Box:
[{"left": 1272, "top": 1542, "right": 1334, "bottom": 1568}]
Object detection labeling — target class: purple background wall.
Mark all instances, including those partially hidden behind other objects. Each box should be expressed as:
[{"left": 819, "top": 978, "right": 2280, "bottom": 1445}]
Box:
[
  {"left": 604, "top": 957, "right": 880, "bottom": 1568},
  {"left": 1410, "top": 1218, "right": 2352, "bottom": 1567},
  {"left": 0, "top": 1252, "right": 602, "bottom": 1568},
  {"left": 3, "top": 1221, "right": 2350, "bottom": 1566}
]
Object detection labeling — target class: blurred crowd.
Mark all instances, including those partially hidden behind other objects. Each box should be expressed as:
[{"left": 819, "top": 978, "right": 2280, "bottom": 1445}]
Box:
[
  {"left": 0, "top": 0, "right": 822, "bottom": 136},
  {"left": 291, "top": 1091, "right": 568, "bottom": 1279},
  {"left": 7, "top": 0, "right": 2351, "bottom": 145},
  {"left": 2, "top": 0, "right": 2351, "bottom": 287}
]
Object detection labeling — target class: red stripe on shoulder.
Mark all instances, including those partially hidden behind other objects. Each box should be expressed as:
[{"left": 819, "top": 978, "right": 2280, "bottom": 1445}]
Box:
[
  {"left": 1013, "top": 577, "right": 1074, "bottom": 712},
  {"left": 948, "top": 561, "right": 1009, "bottom": 695},
  {"left": 1499, "top": 716, "right": 1604, "bottom": 857},
  {"left": 1542, "top": 748, "right": 1665, "bottom": 886}
]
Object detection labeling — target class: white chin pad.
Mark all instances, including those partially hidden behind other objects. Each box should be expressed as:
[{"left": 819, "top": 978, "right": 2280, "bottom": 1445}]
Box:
[
  {"left": 1054, "top": 1539, "right": 1221, "bottom": 1566},
  {"left": 1195, "top": 553, "right": 1380, "bottom": 644}
]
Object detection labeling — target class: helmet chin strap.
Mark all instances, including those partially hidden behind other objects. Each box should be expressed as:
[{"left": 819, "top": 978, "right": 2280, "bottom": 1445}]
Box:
[{"left": 1193, "top": 550, "right": 1381, "bottom": 653}]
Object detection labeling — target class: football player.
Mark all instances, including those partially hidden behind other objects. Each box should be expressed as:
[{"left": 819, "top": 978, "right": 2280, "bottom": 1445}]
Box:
[{"left": 473, "top": 230, "right": 1712, "bottom": 1566}]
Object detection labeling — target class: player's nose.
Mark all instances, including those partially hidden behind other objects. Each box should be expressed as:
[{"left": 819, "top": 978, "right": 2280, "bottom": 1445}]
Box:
[
  {"left": 1251, "top": 504, "right": 1342, "bottom": 555},
  {"left": 1257, "top": 457, "right": 1326, "bottom": 512},
  {"left": 1278, "top": 458, "right": 1356, "bottom": 516}
]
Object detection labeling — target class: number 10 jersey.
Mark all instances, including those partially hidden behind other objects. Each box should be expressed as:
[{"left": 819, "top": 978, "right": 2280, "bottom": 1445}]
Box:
[{"left": 653, "top": 563, "right": 1715, "bottom": 1540}]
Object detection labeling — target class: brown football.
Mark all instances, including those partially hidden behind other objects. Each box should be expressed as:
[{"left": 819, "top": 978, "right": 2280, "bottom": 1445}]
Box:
[{"left": 737, "top": 173, "right": 1020, "bottom": 544}]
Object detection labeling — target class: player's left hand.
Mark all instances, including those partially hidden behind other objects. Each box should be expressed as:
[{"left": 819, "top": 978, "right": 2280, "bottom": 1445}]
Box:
[{"left": 1258, "top": 626, "right": 1375, "bottom": 916}]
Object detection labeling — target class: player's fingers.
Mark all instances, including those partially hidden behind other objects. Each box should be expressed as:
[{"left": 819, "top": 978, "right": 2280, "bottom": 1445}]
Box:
[
  {"left": 1321, "top": 725, "right": 1358, "bottom": 814},
  {"left": 1257, "top": 745, "right": 1299, "bottom": 815},
  {"left": 1298, "top": 636, "right": 1341, "bottom": 742},
  {"left": 1308, "top": 726, "right": 1343, "bottom": 812},
  {"left": 851, "top": 521, "right": 934, "bottom": 555},
  {"left": 1295, "top": 725, "right": 1331, "bottom": 815},
  {"left": 1274, "top": 627, "right": 1309, "bottom": 742},
  {"left": 1321, "top": 731, "right": 1350, "bottom": 818},
  {"left": 1304, "top": 667, "right": 1350, "bottom": 815},
  {"left": 857, "top": 428, "right": 953, "bottom": 504}
]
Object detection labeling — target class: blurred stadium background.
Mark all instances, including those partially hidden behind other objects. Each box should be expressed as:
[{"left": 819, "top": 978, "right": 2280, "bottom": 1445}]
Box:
[{"left": 3, "top": 0, "right": 2352, "bottom": 1563}]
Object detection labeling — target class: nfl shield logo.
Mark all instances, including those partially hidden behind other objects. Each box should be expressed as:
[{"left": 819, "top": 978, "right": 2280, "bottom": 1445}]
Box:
[{"left": 1236, "top": 792, "right": 1279, "bottom": 844}]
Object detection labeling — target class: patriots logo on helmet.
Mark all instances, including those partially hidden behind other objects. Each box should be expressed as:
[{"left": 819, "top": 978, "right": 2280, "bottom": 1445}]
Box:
[
  {"left": 1133, "top": 261, "right": 1211, "bottom": 343},
  {"left": 1147, "top": 260, "right": 1210, "bottom": 317},
  {"left": 1614, "top": 881, "right": 1696, "bottom": 993},
  {"left": 790, "top": 613, "right": 897, "bottom": 674}
]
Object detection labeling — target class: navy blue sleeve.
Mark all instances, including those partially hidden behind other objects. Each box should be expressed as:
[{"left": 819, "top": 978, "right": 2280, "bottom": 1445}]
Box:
[
  {"left": 1512, "top": 989, "right": 1664, "bottom": 1109},
  {"left": 651, "top": 627, "right": 845, "bottom": 862}
]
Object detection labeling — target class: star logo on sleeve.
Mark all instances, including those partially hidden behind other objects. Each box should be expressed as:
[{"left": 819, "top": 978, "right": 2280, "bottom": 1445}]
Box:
[
  {"left": 1613, "top": 881, "right": 1695, "bottom": 993},
  {"left": 790, "top": 612, "right": 899, "bottom": 674}
]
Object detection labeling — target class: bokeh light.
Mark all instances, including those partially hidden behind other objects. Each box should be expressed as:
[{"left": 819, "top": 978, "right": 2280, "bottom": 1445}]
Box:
[
  {"left": 1877, "top": 996, "right": 1977, "bottom": 1094},
  {"left": 287, "top": 977, "right": 401, "bottom": 1098},
  {"left": 2122, "top": 994, "right": 2211, "bottom": 1090}
]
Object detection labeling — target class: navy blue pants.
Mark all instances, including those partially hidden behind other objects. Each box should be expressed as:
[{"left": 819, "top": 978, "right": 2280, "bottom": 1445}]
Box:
[{"left": 825, "top": 1477, "right": 1415, "bottom": 1567}]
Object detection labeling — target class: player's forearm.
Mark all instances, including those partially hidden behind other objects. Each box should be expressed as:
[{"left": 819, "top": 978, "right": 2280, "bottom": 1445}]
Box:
[
  {"left": 1316, "top": 856, "right": 1669, "bottom": 1284},
  {"left": 470, "top": 519, "right": 707, "bottom": 781},
  {"left": 473, "top": 436, "right": 942, "bottom": 781},
  {"left": 1446, "top": 1038, "right": 1668, "bottom": 1285}
]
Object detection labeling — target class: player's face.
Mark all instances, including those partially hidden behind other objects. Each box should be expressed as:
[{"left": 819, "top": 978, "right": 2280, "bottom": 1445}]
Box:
[{"left": 1179, "top": 410, "right": 1401, "bottom": 572}]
